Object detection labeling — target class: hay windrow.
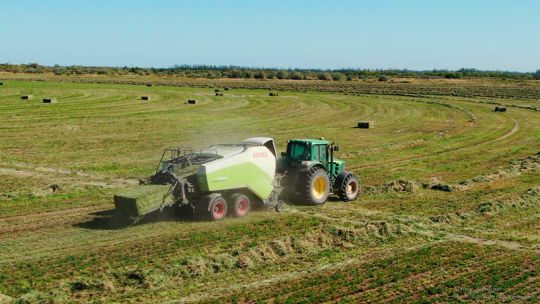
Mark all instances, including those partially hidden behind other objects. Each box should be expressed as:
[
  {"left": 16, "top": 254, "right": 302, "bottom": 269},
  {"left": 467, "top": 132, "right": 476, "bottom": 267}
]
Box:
[
  {"left": 384, "top": 180, "right": 420, "bottom": 193},
  {"left": 7, "top": 291, "right": 54, "bottom": 304},
  {"left": 366, "top": 153, "right": 540, "bottom": 195},
  {"left": 68, "top": 279, "right": 105, "bottom": 292},
  {"left": 131, "top": 221, "right": 407, "bottom": 278},
  {"left": 430, "top": 188, "right": 540, "bottom": 223}
]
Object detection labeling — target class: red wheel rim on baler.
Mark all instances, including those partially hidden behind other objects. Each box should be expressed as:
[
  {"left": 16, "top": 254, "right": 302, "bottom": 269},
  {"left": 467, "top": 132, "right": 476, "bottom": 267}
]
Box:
[
  {"left": 213, "top": 200, "right": 226, "bottom": 219},
  {"left": 236, "top": 198, "right": 249, "bottom": 216}
]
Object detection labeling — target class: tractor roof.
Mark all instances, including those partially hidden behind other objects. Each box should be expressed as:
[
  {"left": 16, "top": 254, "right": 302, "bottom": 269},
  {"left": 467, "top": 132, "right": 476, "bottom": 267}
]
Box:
[{"left": 288, "top": 139, "right": 330, "bottom": 145}]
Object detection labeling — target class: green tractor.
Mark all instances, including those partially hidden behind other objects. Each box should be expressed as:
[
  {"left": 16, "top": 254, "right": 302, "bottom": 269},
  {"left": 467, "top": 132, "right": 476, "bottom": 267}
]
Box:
[{"left": 279, "top": 138, "right": 360, "bottom": 205}]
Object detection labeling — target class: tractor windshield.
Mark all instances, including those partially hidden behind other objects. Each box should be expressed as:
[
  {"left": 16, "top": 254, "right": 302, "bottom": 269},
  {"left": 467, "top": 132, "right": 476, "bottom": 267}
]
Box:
[{"left": 287, "top": 142, "right": 311, "bottom": 161}]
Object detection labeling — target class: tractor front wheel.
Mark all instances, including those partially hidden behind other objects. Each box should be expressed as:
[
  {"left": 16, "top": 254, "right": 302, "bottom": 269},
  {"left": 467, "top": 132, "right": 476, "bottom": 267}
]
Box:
[
  {"left": 338, "top": 174, "right": 360, "bottom": 201},
  {"left": 302, "top": 167, "right": 330, "bottom": 205},
  {"left": 229, "top": 193, "right": 251, "bottom": 217}
]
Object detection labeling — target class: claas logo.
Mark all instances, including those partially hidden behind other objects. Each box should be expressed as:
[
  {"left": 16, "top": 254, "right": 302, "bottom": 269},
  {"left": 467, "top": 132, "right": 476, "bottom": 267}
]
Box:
[{"left": 253, "top": 151, "right": 268, "bottom": 158}]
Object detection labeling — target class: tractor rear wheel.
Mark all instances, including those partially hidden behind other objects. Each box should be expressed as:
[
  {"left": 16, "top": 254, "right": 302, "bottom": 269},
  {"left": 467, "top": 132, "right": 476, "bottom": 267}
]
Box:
[
  {"left": 301, "top": 167, "right": 330, "bottom": 205},
  {"left": 229, "top": 193, "right": 251, "bottom": 217},
  {"left": 205, "top": 195, "right": 228, "bottom": 221},
  {"left": 338, "top": 174, "right": 360, "bottom": 201}
]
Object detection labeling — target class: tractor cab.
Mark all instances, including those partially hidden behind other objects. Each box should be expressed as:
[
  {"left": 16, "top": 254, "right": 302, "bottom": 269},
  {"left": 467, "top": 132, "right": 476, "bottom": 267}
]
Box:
[{"left": 282, "top": 139, "right": 344, "bottom": 180}]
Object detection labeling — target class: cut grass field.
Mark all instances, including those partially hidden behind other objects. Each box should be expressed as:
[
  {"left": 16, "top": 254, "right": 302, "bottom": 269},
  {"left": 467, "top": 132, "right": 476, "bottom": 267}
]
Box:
[{"left": 0, "top": 78, "right": 539, "bottom": 303}]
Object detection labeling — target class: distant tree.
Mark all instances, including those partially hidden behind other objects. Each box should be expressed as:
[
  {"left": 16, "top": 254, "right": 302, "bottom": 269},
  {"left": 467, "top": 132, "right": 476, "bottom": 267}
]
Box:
[
  {"left": 264, "top": 70, "right": 275, "bottom": 79},
  {"left": 317, "top": 73, "right": 332, "bottom": 81},
  {"left": 254, "top": 71, "right": 266, "bottom": 79},
  {"left": 276, "top": 70, "right": 289, "bottom": 79},
  {"left": 444, "top": 72, "right": 463, "bottom": 79},
  {"left": 378, "top": 75, "right": 390, "bottom": 82},
  {"left": 290, "top": 71, "right": 304, "bottom": 80},
  {"left": 53, "top": 68, "right": 65, "bottom": 75},
  {"left": 229, "top": 69, "right": 243, "bottom": 78},
  {"left": 534, "top": 70, "right": 540, "bottom": 80},
  {"left": 331, "top": 73, "right": 343, "bottom": 81}
]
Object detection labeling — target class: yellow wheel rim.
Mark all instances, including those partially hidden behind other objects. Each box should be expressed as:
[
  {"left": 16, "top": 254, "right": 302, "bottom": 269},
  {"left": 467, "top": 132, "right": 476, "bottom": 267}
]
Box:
[{"left": 312, "top": 176, "right": 328, "bottom": 199}]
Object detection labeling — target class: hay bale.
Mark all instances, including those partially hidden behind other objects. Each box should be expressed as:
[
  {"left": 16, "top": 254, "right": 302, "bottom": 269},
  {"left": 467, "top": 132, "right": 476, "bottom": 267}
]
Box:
[
  {"left": 114, "top": 185, "right": 171, "bottom": 218},
  {"left": 141, "top": 96, "right": 151, "bottom": 100},
  {"left": 0, "top": 82, "right": 3, "bottom": 86},
  {"left": 224, "top": 87, "right": 229, "bottom": 91},
  {"left": 146, "top": 84, "right": 152, "bottom": 87},
  {"left": 21, "top": 95, "right": 33, "bottom": 100},
  {"left": 214, "top": 89, "right": 220, "bottom": 92},
  {"left": 215, "top": 92, "right": 224, "bottom": 96},
  {"left": 187, "top": 99, "right": 198, "bottom": 104},
  {"left": 42, "top": 98, "right": 57, "bottom": 103},
  {"left": 494, "top": 106, "right": 506, "bottom": 112},
  {"left": 269, "top": 92, "right": 279, "bottom": 96},
  {"left": 357, "top": 121, "right": 373, "bottom": 129}
]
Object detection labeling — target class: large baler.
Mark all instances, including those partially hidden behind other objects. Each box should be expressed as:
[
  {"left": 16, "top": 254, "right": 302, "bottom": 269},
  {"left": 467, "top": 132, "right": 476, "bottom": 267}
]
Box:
[{"left": 114, "top": 137, "right": 283, "bottom": 221}]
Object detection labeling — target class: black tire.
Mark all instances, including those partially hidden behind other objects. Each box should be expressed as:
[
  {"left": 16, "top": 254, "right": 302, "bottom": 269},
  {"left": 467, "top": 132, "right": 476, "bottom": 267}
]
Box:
[
  {"left": 229, "top": 193, "right": 251, "bottom": 217},
  {"left": 301, "top": 167, "right": 330, "bottom": 205},
  {"left": 338, "top": 174, "right": 360, "bottom": 201},
  {"left": 204, "top": 195, "right": 228, "bottom": 221}
]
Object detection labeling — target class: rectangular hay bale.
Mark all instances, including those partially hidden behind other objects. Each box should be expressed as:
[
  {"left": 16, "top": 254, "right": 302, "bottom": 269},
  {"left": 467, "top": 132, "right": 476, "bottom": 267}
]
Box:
[
  {"left": 43, "top": 98, "right": 57, "bottom": 103},
  {"left": 215, "top": 92, "right": 224, "bottom": 96},
  {"left": 187, "top": 99, "right": 198, "bottom": 104},
  {"left": 357, "top": 121, "right": 373, "bottom": 129},
  {"left": 21, "top": 95, "right": 33, "bottom": 100},
  {"left": 141, "top": 96, "right": 151, "bottom": 100},
  {"left": 114, "top": 185, "right": 171, "bottom": 218}
]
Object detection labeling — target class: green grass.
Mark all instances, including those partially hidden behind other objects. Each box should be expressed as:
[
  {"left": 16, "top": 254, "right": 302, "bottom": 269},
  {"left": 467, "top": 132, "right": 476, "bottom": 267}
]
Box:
[{"left": 0, "top": 78, "right": 539, "bottom": 303}]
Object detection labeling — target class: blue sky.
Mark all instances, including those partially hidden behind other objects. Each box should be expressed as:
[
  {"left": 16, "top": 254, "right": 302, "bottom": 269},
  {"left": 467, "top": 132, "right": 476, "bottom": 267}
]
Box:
[{"left": 1, "top": 0, "right": 539, "bottom": 71}]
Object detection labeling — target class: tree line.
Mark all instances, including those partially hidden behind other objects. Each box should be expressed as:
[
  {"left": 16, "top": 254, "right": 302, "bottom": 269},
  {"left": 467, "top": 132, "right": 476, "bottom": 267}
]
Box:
[{"left": 1, "top": 63, "right": 539, "bottom": 81}]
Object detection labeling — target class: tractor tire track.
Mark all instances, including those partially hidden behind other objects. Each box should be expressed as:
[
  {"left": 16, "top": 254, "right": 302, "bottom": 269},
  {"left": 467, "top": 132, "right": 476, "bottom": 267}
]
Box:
[{"left": 0, "top": 205, "right": 107, "bottom": 239}]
